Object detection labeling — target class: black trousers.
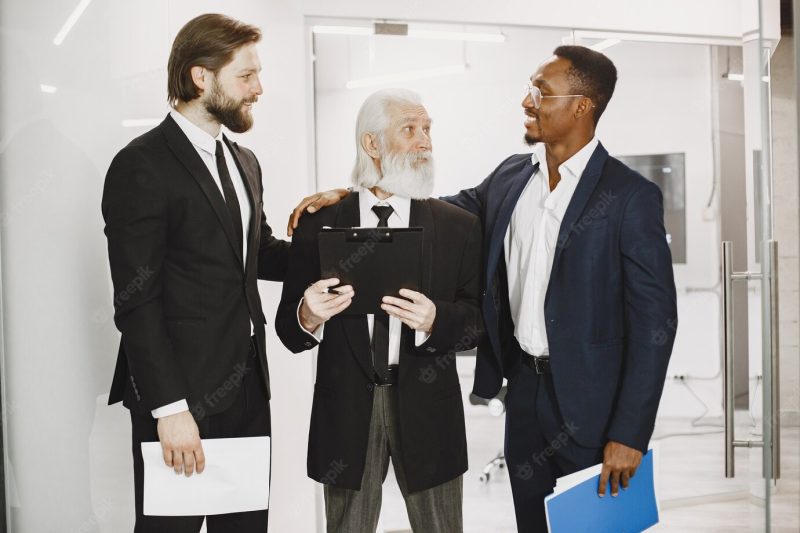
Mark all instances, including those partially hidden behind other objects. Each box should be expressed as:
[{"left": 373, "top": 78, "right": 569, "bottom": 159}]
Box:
[
  {"left": 504, "top": 359, "right": 604, "bottom": 533},
  {"left": 130, "top": 336, "right": 271, "bottom": 533}
]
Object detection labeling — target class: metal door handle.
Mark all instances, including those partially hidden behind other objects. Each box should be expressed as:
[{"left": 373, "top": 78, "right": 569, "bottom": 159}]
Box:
[
  {"left": 766, "top": 241, "right": 780, "bottom": 479},
  {"left": 721, "top": 241, "right": 780, "bottom": 479},
  {"left": 722, "top": 241, "right": 735, "bottom": 477}
]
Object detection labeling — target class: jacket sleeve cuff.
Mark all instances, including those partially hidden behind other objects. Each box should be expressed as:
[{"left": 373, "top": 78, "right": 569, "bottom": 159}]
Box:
[
  {"left": 297, "top": 299, "right": 324, "bottom": 341},
  {"left": 606, "top": 421, "right": 651, "bottom": 454},
  {"left": 414, "top": 330, "right": 431, "bottom": 346},
  {"left": 151, "top": 399, "right": 189, "bottom": 419}
]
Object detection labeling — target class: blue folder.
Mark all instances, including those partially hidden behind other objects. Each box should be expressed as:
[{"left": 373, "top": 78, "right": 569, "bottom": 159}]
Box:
[{"left": 545, "top": 449, "right": 658, "bottom": 532}]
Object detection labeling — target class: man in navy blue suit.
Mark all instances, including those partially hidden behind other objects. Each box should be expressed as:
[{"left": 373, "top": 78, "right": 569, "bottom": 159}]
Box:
[{"left": 289, "top": 45, "right": 677, "bottom": 532}]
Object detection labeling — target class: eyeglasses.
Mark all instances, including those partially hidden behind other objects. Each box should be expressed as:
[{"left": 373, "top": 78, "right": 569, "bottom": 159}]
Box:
[{"left": 524, "top": 81, "right": 591, "bottom": 109}]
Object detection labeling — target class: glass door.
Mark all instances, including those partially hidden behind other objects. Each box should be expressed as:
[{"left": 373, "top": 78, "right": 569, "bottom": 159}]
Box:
[
  {"left": 307, "top": 8, "right": 799, "bottom": 532},
  {"left": 720, "top": 1, "right": 798, "bottom": 531}
]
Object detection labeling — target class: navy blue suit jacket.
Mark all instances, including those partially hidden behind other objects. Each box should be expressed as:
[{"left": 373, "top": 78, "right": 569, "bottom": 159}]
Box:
[{"left": 442, "top": 143, "right": 678, "bottom": 452}]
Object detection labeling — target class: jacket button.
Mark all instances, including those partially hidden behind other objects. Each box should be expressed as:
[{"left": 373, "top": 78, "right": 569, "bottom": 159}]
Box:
[{"left": 426, "top": 347, "right": 436, "bottom": 353}]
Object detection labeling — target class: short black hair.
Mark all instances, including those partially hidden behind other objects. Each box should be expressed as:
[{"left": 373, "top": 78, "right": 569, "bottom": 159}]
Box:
[{"left": 552, "top": 45, "right": 617, "bottom": 126}]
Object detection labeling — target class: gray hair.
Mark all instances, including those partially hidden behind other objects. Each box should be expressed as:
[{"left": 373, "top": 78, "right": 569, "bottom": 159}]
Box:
[{"left": 351, "top": 88, "right": 423, "bottom": 188}]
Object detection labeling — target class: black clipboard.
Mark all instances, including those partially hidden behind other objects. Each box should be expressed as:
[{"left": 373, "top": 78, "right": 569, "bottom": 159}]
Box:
[{"left": 318, "top": 227, "right": 424, "bottom": 315}]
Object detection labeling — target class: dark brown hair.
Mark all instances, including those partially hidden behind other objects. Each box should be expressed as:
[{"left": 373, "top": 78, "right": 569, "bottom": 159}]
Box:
[{"left": 167, "top": 14, "right": 261, "bottom": 106}]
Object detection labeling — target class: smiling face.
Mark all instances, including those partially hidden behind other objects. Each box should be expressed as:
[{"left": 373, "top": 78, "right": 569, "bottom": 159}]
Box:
[
  {"left": 522, "top": 56, "right": 592, "bottom": 145},
  {"left": 202, "top": 42, "right": 263, "bottom": 133}
]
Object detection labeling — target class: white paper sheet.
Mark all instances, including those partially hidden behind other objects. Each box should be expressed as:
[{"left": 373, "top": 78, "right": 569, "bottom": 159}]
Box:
[
  {"left": 142, "top": 436, "right": 270, "bottom": 516},
  {"left": 553, "top": 462, "right": 603, "bottom": 494}
]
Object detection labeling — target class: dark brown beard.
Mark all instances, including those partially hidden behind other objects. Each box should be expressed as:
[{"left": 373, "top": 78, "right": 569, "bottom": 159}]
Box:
[{"left": 204, "top": 78, "right": 253, "bottom": 133}]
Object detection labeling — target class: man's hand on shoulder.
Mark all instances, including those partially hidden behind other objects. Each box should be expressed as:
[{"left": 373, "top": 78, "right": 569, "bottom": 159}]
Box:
[
  {"left": 598, "top": 440, "right": 643, "bottom": 497},
  {"left": 287, "top": 188, "right": 350, "bottom": 236},
  {"left": 157, "top": 410, "right": 205, "bottom": 477}
]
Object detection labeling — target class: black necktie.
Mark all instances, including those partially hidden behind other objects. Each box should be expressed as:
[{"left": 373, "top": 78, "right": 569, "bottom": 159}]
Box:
[
  {"left": 371, "top": 204, "right": 394, "bottom": 382},
  {"left": 215, "top": 140, "right": 243, "bottom": 255}
]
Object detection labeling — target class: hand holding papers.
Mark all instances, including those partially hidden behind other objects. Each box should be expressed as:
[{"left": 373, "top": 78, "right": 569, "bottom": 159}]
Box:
[
  {"left": 545, "top": 448, "right": 659, "bottom": 532},
  {"left": 142, "top": 436, "right": 270, "bottom": 516}
]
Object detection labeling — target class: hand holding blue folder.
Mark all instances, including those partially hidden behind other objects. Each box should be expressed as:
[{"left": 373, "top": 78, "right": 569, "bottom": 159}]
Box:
[{"left": 545, "top": 449, "right": 659, "bottom": 532}]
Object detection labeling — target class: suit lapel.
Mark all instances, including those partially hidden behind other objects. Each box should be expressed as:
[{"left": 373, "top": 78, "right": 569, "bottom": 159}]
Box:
[
  {"left": 334, "top": 192, "right": 360, "bottom": 228},
  {"left": 334, "top": 194, "right": 375, "bottom": 380},
  {"left": 161, "top": 115, "right": 244, "bottom": 268},
  {"left": 398, "top": 199, "right": 435, "bottom": 381},
  {"left": 223, "top": 135, "right": 259, "bottom": 274},
  {"left": 409, "top": 199, "right": 434, "bottom": 296},
  {"left": 547, "top": 143, "right": 608, "bottom": 286},
  {"left": 486, "top": 159, "right": 536, "bottom": 285}
]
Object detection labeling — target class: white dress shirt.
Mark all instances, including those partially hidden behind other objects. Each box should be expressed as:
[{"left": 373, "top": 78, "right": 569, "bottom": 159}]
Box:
[
  {"left": 151, "top": 110, "right": 254, "bottom": 419},
  {"left": 504, "top": 137, "right": 599, "bottom": 356},
  {"left": 300, "top": 188, "right": 429, "bottom": 364}
]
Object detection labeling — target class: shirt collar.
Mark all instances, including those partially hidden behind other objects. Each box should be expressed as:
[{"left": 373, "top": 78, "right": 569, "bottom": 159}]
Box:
[
  {"left": 560, "top": 136, "right": 599, "bottom": 181},
  {"left": 170, "top": 108, "right": 224, "bottom": 156},
  {"left": 529, "top": 136, "right": 600, "bottom": 183},
  {"left": 359, "top": 187, "right": 411, "bottom": 225}
]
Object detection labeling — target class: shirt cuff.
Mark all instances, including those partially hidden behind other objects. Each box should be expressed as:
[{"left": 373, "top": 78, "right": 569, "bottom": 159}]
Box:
[
  {"left": 151, "top": 399, "right": 189, "bottom": 418},
  {"left": 414, "top": 330, "right": 431, "bottom": 347},
  {"left": 297, "top": 298, "right": 324, "bottom": 341}
]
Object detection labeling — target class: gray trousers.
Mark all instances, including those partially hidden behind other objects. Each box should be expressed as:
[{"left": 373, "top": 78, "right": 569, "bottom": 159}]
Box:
[{"left": 324, "top": 386, "right": 463, "bottom": 533}]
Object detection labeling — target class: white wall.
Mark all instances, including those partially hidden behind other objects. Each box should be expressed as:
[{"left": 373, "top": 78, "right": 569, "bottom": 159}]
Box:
[{"left": 0, "top": 0, "right": 782, "bottom": 531}]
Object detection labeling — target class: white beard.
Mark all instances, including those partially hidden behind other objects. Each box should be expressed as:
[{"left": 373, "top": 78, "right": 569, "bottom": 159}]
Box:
[{"left": 368, "top": 151, "right": 435, "bottom": 199}]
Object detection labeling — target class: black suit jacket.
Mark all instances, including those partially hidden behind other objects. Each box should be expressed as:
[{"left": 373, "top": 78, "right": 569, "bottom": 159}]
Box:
[
  {"left": 442, "top": 143, "right": 678, "bottom": 452},
  {"left": 102, "top": 114, "right": 289, "bottom": 419},
  {"left": 275, "top": 193, "right": 483, "bottom": 493}
]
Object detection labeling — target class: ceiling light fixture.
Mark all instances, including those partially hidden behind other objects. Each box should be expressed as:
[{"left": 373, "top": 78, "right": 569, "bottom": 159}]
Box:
[
  {"left": 53, "top": 0, "right": 93, "bottom": 46},
  {"left": 346, "top": 64, "right": 466, "bottom": 89},
  {"left": 312, "top": 24, "right": 504, "bottom": 43}
]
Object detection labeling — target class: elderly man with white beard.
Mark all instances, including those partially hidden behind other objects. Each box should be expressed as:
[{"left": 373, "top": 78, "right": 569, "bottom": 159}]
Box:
[{"left": 275, "top": 88, "right": 483, "bottom": 533}]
